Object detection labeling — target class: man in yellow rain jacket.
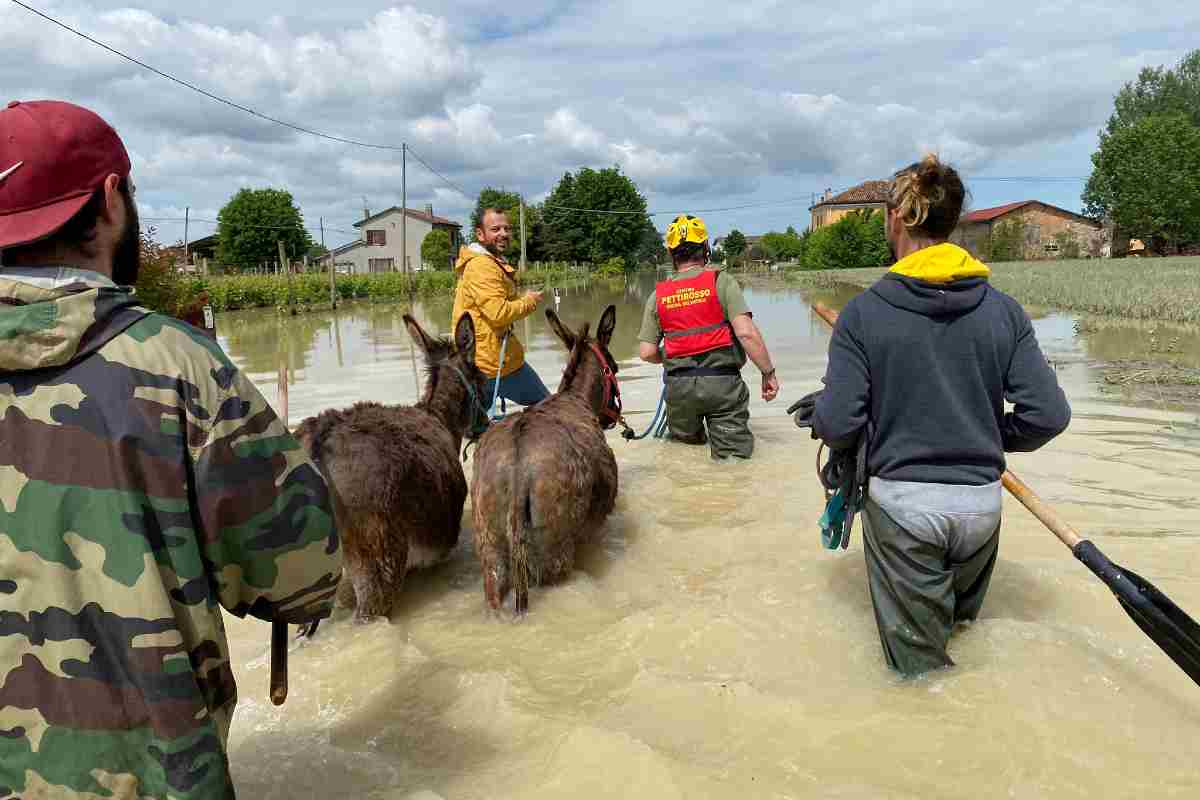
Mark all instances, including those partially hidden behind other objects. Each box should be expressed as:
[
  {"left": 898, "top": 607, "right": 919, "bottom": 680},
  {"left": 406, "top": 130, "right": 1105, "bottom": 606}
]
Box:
[{"left": 451, "top": 207, "right": 548, "bottom": 407}]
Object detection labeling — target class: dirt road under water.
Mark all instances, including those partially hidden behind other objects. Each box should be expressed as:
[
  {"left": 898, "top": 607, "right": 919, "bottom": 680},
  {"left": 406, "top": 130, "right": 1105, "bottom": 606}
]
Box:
[{"left": 218, "top": 276, "right": 1200, "bottom": 799}]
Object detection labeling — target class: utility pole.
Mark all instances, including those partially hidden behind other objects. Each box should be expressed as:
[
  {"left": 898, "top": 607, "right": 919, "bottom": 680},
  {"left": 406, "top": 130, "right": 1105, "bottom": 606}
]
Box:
[
  {"left": 519, "top": 197, "right": 527, "bottom": 272},
  {"left": 401, "top": 143, "right": 407, "bottom": 277},
  {"left": 183, "top": 207, "right": 189, "bottom": 268}
]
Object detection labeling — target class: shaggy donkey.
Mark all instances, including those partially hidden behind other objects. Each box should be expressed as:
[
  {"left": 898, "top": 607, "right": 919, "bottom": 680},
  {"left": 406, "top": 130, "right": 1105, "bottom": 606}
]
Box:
[
  {"left": 470, "top": 305, "right": 621, "bottom": 613},
  {"left": 295, "top": 313, "right": 487, "bottom": 624}
]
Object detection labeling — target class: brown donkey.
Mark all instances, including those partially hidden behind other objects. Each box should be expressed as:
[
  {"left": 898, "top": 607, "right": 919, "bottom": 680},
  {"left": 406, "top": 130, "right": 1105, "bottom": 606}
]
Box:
[
  {"left": 471, "top": 305, "right": 621, "bottom": 613},
  {"left": 294, "top": 313, "right": 487, "bottom": 624}
]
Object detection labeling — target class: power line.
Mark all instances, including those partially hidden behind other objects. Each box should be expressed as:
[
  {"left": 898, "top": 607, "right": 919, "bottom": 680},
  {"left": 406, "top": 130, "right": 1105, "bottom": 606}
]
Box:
[
  {"left": 143, "top": 216, "right": 358, "bottom": 235},
  {"left": 10, "top": 0, "right": 409, "bottom": 152},
  {"left": 405, "top": 147, "right": 470, "bottom": 199}
]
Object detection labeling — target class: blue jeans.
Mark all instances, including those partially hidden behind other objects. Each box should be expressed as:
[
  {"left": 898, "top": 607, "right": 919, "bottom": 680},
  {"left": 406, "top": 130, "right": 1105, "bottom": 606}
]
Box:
[{"left": 483, "top": 363, "right": 551, "bottom": 412}]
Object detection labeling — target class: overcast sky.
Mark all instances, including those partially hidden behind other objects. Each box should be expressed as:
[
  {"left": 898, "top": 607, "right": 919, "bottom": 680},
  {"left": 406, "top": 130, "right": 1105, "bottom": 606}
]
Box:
[{"left": 4, "top": 0, "right": 1196, "bottom": 248}]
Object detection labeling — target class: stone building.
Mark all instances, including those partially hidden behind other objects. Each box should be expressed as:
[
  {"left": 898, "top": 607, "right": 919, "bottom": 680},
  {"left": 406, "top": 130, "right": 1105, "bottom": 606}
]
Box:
[
  {"left": 808, "top": 181, "right": 890, "bottom": 230},
  {"left": 952, "top": 201, "right": 1105, "bottom": 260}
]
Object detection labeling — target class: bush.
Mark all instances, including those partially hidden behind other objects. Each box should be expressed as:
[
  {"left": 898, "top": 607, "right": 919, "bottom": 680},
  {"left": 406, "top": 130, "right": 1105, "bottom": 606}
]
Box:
[
  {"left": 594, "top": 257, "right": 626, "bottom": 278},
  {"left": 798, "top": 210, "right": 891, "bottom": 271}
]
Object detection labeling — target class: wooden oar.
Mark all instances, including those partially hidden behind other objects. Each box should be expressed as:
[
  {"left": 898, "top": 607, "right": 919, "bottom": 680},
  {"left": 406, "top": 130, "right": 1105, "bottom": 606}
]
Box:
[
  {"left": 270, "top": 361, "right": 290, "bottom": 706},
  {"left": 811, "top": 301, "right": 1200, "bottom": 686}
]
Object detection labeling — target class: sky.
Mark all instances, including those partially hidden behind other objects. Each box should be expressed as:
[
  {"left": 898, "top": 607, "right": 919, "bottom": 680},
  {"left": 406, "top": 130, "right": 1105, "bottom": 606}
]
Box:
[{"left": 3, "top": 0, "right": 1197, "bottom": 249}]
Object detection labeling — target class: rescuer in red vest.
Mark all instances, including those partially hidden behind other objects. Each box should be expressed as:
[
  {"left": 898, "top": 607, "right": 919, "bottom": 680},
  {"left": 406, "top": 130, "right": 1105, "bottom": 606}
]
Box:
[{"left": 637, "top": 214, "right": 780, "bottom": 459}]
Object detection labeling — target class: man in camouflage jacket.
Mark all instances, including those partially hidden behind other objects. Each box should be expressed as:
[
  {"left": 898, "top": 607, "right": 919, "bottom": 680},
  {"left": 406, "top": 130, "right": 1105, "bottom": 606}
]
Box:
[{"left": 0, "top": 101, "right": 342, "bottom": 798}]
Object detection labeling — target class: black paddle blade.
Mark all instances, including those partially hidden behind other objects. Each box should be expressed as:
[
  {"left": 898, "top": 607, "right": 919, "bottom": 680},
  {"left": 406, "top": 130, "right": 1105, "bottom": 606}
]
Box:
[{"left": 1074, "top": 540, "right": 1200, "bottom": 687}]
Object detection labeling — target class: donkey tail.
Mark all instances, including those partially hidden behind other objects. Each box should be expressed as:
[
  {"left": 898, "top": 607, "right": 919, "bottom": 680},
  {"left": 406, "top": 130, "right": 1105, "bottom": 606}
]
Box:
[
  {"left": 509, "top": 434, "right": 531, "bottom": 615},
  {"left": 510, "top": 490, "right": 531, "bottom": 615}
]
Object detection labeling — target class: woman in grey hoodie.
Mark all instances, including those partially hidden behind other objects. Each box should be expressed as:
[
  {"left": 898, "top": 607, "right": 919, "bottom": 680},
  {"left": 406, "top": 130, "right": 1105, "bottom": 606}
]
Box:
[{"left": 812, "top": 155, "right": 1072, "bottom": 676}]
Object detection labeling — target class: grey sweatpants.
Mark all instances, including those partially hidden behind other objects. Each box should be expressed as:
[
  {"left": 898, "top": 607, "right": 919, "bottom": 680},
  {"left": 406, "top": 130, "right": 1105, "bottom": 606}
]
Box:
[{"left": 861, "top": 478, "right": 1002, "bottom": 676}]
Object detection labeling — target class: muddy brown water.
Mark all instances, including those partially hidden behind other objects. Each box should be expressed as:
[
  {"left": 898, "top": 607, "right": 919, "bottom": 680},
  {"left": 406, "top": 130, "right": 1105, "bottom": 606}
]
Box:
[{"left": 218, "top": 275, "right": 1200, "bottom": 799}]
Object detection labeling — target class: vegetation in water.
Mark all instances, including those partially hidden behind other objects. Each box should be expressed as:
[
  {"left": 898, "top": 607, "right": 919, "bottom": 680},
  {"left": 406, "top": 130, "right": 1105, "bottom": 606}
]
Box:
[{"left": 151, "top": 264, "right": 589, "bottom": 313}]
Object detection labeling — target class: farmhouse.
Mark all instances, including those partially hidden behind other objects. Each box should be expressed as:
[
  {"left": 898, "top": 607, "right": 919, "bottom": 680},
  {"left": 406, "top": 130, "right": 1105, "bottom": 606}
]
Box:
[
  {"left": 808, "top": 181, "right": 889, "bottom": 230},
  {"left": 326, "top": 205, "right": 462, "bottom": 274},
  {"left": 951, "top": 201, "right": 1105, "bottom": 260}
]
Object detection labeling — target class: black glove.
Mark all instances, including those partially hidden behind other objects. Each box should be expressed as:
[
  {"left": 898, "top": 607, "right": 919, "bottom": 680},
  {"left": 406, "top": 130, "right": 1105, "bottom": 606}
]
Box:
[{"left": 787, "top": 389, "right": 822, "bottom": 430}]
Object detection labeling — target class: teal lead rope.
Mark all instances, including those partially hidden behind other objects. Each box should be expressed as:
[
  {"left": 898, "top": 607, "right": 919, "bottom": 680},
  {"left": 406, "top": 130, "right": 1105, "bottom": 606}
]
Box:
[{"left": 487, "top": 332, "right": 511, "bottom": 421}]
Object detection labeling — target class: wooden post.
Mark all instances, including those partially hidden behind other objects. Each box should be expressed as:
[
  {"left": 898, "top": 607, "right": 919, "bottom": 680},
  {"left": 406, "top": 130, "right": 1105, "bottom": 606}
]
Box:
[
  {"left": 270, "top": 358, "right": 290, "bottom": 706},
  {"left": 519, "top": 198, "right": 527, "bottom": 272},
  {"left": 182, "top": 207, "right": 189, "bottom": 267},
  {"left": 278, "top": 240, "right": 296, "bottom": 316},
  {"left": 323, "top": 217, "right": 336, "bottom": 309},
  {"left": 401, "top": 143, "right": 407, "bottom": 276}
]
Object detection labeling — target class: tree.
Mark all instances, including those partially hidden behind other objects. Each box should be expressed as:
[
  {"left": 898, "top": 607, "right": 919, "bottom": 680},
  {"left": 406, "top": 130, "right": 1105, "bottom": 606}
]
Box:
[
  {"left": 633, "top": 218, "right": 667, "bottom": 266},
  {"left": 1083, "top": 49, "right": 1200, "bottom": 247},
  {"left": 421, "top": 228, "right": 454, "bottom": 270},
  {"left": 1083, "top": 114, "right": 1200, "bottom": 254},
  {"left": 761, "top": 229, "right": 805, "bottom": 261},
  {"left": 471, "top": 187, "right": 532, "bottom": 262},
  {"left": 216, "top": 188, "right": 312, "bottom": 271},
  {"left": 539, "top": 166, "right": 652, "bottom": 266},
  {"left": 723, "top": 229, "right": 747, "bottom": 264},
  {"left": 1104, "top": 50, "right": 1200, "bottom": 137}
]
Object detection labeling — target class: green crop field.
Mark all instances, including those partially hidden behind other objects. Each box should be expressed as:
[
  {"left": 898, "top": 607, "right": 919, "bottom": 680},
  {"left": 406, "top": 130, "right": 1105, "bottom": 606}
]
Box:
[{"left": 787, "top": 256, "right": 1200, "bottom": 324}]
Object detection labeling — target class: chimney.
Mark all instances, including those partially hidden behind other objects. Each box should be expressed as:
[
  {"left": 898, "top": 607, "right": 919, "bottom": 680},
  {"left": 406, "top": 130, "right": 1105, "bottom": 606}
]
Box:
[{"left": 424, "top": 203, "right": 434, "bottom": 218}]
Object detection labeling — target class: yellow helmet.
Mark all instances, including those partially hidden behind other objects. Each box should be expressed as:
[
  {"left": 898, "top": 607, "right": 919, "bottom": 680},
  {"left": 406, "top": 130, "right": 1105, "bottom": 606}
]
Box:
[{"left": 665, "top": 214, "right": 708, "bottom": 251}]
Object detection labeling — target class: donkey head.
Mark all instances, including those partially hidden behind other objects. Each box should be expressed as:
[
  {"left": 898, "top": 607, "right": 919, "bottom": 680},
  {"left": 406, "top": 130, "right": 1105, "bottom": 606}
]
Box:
[
  {"left": 545, "top": 305, "right": 621, "bottom": 428},
  {"left": 403, "top": 313, "right": 489, "bottom": 446}
]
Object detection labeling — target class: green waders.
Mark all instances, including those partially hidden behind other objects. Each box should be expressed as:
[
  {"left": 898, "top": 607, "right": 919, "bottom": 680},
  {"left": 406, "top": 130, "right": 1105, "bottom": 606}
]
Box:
[
  {"left": 664, "top": 372, "right": 753, "bottom": 460},
  {"left": 860, "top": 494, "right": 1001, "bottom": 676}
]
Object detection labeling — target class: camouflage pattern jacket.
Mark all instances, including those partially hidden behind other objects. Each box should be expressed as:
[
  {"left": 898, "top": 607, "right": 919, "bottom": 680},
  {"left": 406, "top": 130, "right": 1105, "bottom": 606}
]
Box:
[{"left": 0, "top": 267, "right": 342, "bottom": 799}]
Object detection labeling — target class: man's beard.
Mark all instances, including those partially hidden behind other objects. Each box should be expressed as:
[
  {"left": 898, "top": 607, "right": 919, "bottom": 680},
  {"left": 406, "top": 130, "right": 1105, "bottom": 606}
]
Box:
[
  {"left": 111, "top": 196, "right": 140, "bottom": 286},
  {"left": 484, "top": 238, "right": 508, "bottom": 259}
]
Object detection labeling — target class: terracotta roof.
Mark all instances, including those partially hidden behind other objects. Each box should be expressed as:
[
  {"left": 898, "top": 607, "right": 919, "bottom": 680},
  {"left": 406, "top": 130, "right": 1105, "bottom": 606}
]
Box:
[
  {"left": 961, "top": 201, "right": 1033, "bottom": 223},
  {"left": 354, "top": 206, "right": 461, "bottom": 228},
  {"left": 961, "top": 201, "right": 1101, "bottom": 226},
  {"left": 812, "top": 180, "right": 890, "bottom": 208}
]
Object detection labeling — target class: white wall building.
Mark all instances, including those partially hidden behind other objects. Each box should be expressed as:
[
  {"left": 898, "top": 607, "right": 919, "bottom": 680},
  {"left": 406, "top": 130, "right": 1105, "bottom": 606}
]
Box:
[{"left": 326, "top": 205, "right": 462, "bottom": 274}]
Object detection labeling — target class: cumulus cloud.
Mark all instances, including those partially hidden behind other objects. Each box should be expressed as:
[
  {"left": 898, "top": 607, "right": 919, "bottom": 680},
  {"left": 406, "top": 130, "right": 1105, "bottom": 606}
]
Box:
[{"left": 3, "top": 0, "right": 1197, "bottom": 240}]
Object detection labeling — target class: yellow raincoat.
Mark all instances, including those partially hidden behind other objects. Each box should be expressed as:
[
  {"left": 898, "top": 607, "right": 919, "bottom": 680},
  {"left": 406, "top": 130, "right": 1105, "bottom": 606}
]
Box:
[{"left": 451, "top": 243, "right": 537, "bottom": 378}]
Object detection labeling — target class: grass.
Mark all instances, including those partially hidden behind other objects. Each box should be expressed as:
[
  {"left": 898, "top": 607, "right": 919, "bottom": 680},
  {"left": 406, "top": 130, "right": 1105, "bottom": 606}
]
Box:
[
  {"left": 785, "top": 256, "right": 1200, "bottom": 324},
  {"left": 170, "top": 265, "right": 587, "bottom": 313}
]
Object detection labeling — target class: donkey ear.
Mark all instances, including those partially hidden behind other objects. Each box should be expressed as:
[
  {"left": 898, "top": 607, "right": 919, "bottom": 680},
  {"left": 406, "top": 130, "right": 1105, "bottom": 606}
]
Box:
[
  {"left": 597, "top": 305, "right": 617, "bottom": 349},
  {"left": 454, "top": 313, "right": 476, "bottom": 365},
  {"left": 545, "top": 308, "right": 576, "bottom": 351},
  {"left": 403, "top": 314, "right": 434, "bottom": 355}
]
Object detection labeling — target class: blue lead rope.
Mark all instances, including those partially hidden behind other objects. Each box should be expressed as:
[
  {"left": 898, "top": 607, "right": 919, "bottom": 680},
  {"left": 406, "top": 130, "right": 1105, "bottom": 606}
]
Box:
[
  {"left": 622, "top": 374, "right": 670, "bottom": 441},
  {"left": 487, "top": 332, "right": 511, "bottom": 421}
]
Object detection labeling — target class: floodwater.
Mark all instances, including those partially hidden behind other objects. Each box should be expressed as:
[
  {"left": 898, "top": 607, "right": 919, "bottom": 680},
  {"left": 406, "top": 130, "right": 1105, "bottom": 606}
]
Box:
[{"left": 218, "top": 275, "right": 1200, "bottom": 799}]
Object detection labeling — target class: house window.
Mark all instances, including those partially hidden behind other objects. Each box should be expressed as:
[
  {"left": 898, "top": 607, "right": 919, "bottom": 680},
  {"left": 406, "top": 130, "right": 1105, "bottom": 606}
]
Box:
[
  {"left": 367, "top": 229, "right": 386, "bottom": 246},
  {"left": 368, "top": 258, "right": 394, "bottom": 273}
]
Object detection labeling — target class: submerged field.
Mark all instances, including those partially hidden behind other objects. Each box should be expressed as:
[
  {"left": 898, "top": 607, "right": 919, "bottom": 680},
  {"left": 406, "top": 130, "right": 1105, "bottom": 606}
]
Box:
[{"left": 787, "top": 256, "right": 1200, "bottom": 324}]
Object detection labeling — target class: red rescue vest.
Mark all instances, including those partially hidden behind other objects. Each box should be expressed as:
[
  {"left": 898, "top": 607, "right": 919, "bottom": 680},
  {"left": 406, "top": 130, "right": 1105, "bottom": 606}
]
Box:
[{"left": 655, "top": 270, "right": 735, "bottom": 358}]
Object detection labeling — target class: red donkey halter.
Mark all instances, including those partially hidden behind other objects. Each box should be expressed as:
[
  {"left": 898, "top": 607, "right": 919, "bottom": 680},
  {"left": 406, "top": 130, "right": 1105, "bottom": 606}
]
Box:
[{"left": 587, "top": 341, "right": 624, "bottom": 431}]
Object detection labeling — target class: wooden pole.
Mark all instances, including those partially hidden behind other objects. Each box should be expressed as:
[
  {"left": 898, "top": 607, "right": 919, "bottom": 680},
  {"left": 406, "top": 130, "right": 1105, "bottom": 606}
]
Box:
[
  {"left": 270, "top": 359, "right": 290, "bottom": 706},
  {"left": 323, "top": 217, "right": 336, "bottom": 309},
  {"left": 401, "top": 143, "right": 407, "bottom": 276},
  {"left": 183, "top": 207, "right": 189, "bottom": 267},
  {"left": 278, "top": 239, "right": 295, "bottom": 316},
  {"left": 519, "top": 198, "right": 527, "bottom": 272}
]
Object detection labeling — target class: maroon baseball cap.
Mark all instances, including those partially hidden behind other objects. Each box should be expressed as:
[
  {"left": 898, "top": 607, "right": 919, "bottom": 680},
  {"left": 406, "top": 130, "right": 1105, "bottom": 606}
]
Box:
[{"left": 0, "top": 100, "right": 131, "bottom": 250}]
